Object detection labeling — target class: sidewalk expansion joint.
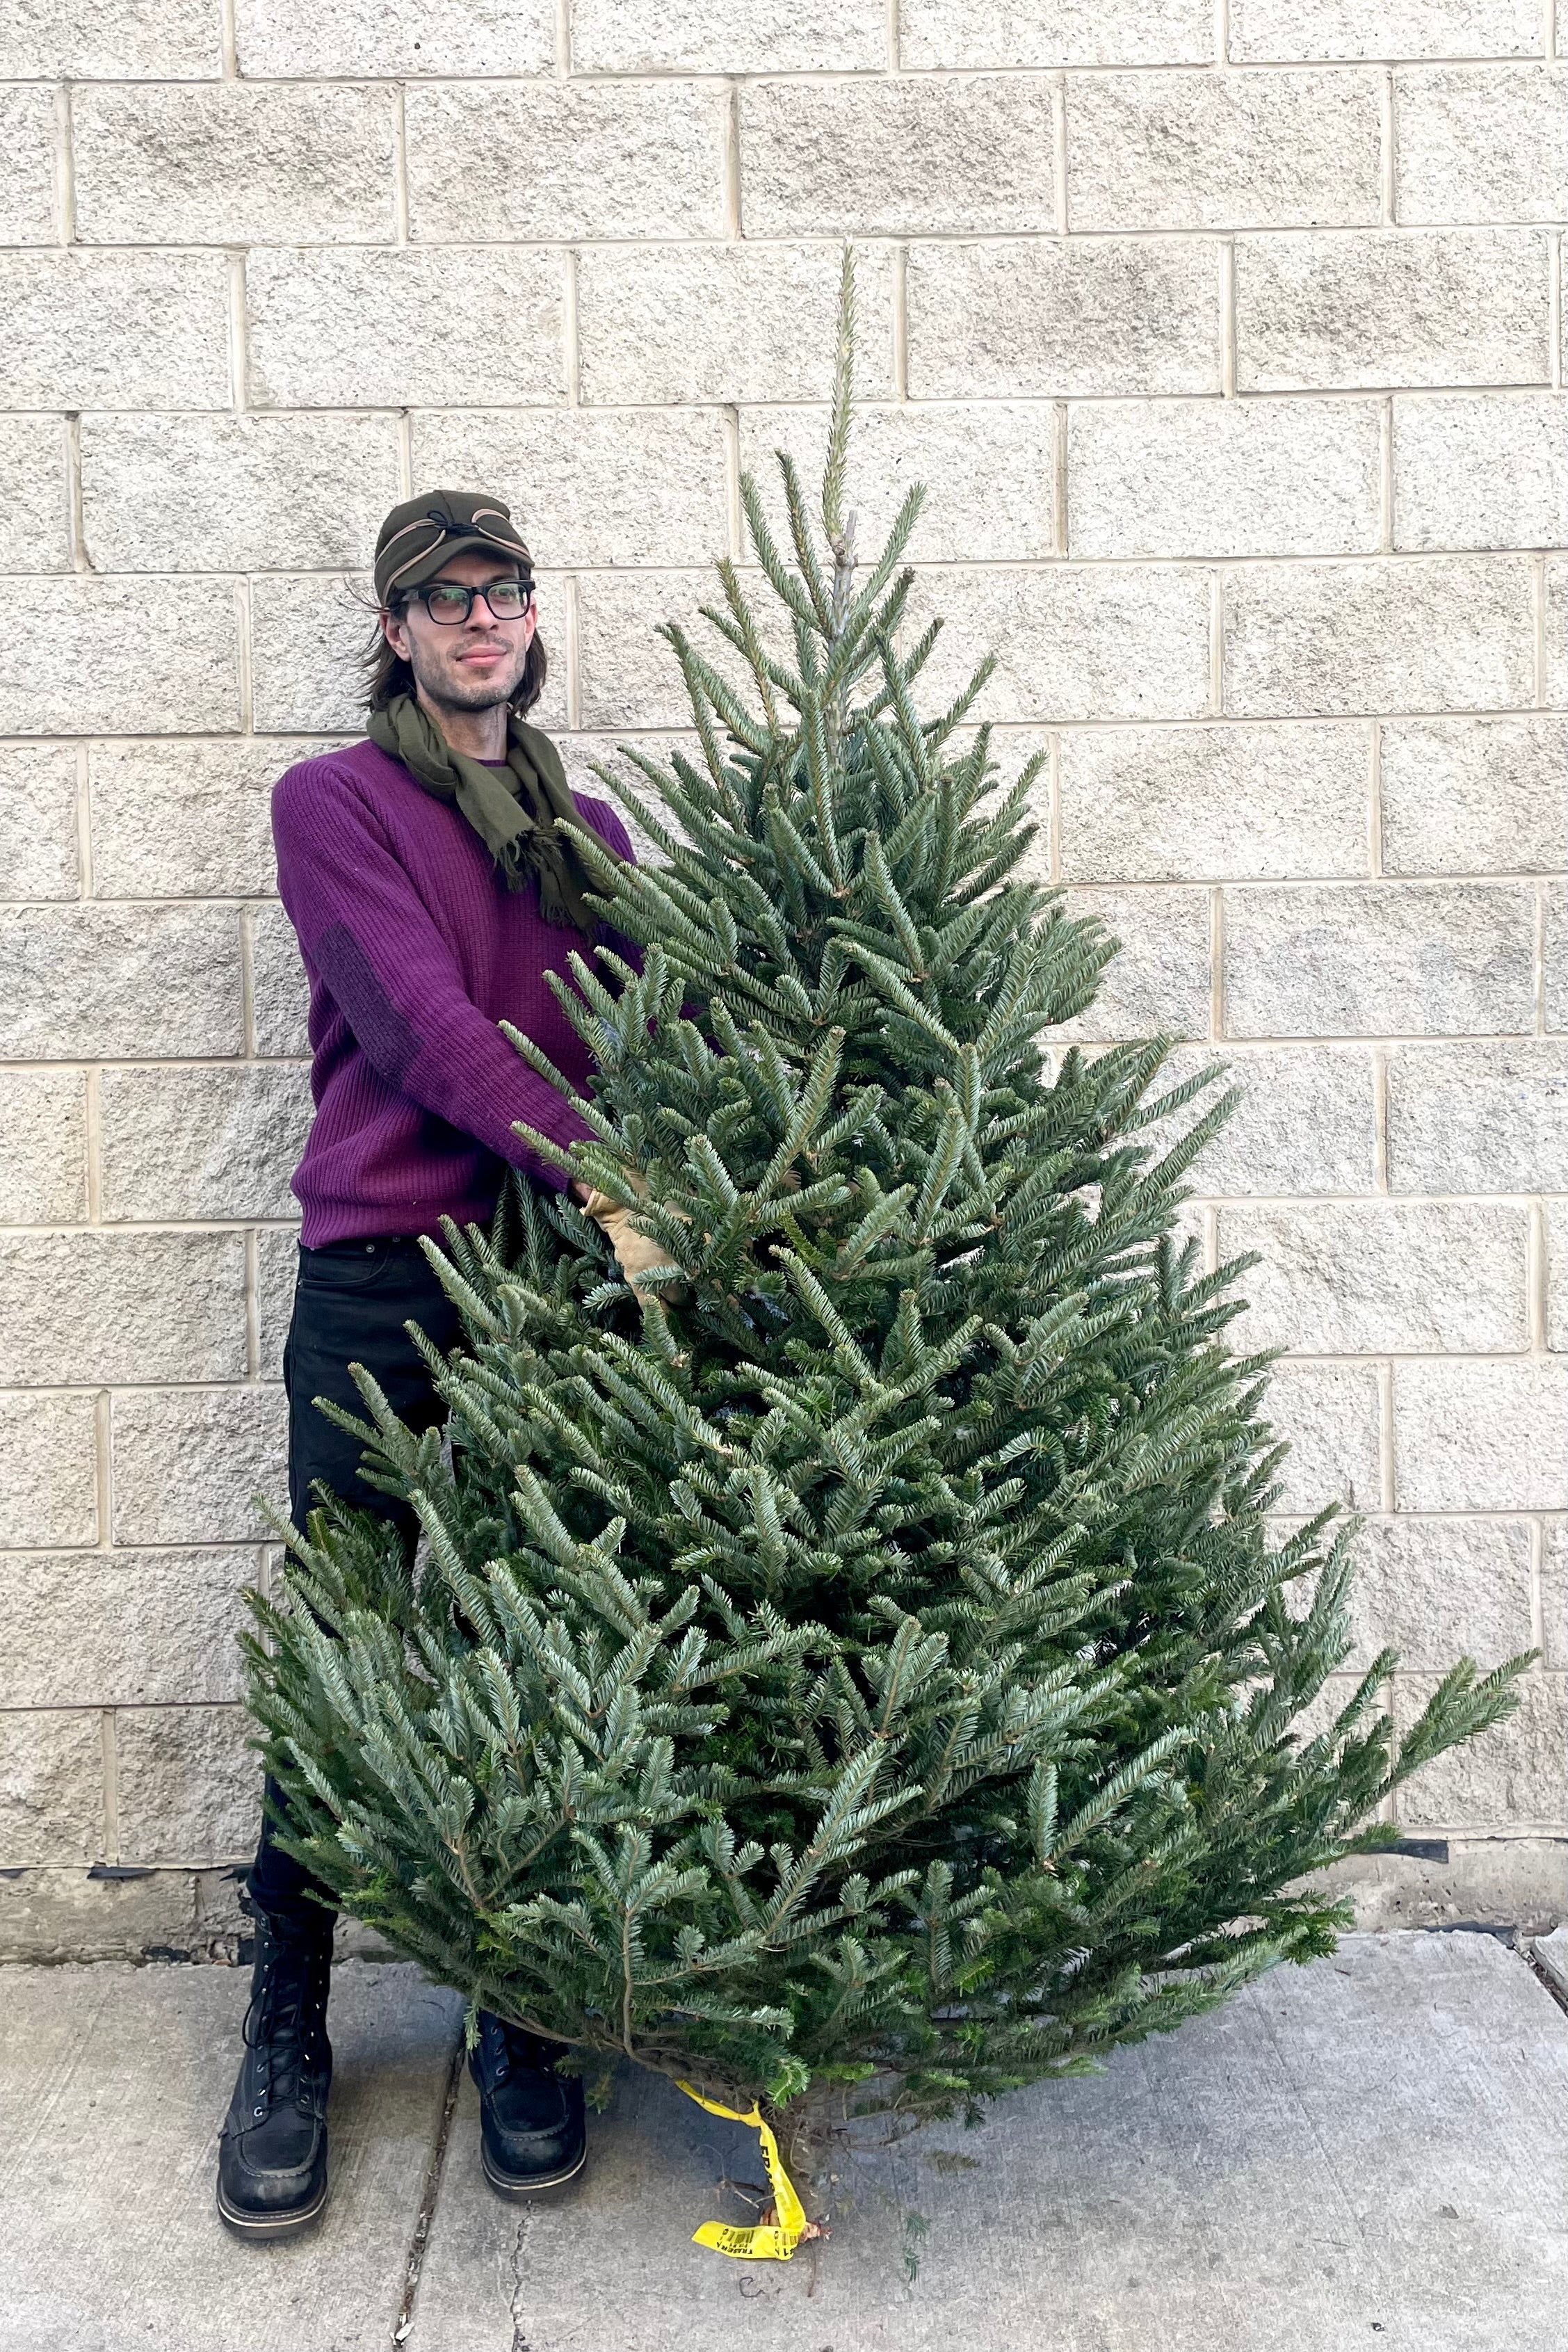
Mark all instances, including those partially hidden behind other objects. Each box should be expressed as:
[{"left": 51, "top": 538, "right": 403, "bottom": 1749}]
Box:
[
  {"left": 391, "top": 2019, "right": 467, "bottom": 2346},
  {"left": 510, "top": 2202, "right": 538, "bottom": 2352}
]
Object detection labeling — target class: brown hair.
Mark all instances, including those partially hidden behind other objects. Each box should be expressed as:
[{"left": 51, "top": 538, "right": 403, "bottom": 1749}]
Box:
[{"left": 362, "top": 586, "right": 549, "bottom": 716}]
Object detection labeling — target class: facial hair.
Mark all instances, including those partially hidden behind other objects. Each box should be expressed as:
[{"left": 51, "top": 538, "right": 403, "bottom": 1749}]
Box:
[{"left": 407, "top": 631, "right": 529, "bottom": 716}]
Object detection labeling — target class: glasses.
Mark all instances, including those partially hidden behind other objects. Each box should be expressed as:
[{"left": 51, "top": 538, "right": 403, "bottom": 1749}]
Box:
[{"left": 416, "top": 577, "right": 534, "bottom": 625}]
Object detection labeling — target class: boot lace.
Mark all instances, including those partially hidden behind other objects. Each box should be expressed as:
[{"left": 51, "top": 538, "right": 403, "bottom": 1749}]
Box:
[
  {"left": 243, "top": 1935, "right": 330, "bottom": 2118},
  {"left": 478, "top": 2011, "right": 562, "bottom": 2088}
]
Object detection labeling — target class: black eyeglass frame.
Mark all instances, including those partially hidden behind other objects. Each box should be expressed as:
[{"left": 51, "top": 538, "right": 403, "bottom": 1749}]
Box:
[{"left": 412, "top": 577, "right": 536, "bottom": 626}]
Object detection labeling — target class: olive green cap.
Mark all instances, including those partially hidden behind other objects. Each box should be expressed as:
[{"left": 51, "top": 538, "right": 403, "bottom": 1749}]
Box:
[{"left": 373, "top": 490, "right": 533, "bottom": 605}]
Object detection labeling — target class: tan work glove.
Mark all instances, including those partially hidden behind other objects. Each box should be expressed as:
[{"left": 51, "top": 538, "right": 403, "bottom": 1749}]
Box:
[
  {"left": 579, "top": 1163, "right": 800, "bottom": 1299},
  {"left": 579, "top": 1173, "right": 685, "bottom": 1300}
]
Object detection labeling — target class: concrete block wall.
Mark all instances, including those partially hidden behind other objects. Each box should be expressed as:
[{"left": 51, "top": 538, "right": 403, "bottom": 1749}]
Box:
[{"left": 1, "top": 0, "right": 1565, "bottom": 1955}]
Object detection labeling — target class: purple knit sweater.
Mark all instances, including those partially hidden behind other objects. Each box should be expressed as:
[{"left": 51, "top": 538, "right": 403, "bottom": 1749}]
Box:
[{"left": 272, "top": 736, "right": 636, "bottom": 1247}]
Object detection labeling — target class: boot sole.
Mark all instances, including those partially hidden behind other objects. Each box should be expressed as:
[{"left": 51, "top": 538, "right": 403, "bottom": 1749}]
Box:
[
  {"left": 480, "top": 2141, "right": 587, "bottom": 2202},
  {"left": 216, "top": 2175, "right": 330, "bottom": 2241}
]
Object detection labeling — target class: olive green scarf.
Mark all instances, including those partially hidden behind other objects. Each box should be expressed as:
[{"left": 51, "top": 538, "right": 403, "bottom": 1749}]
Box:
[{"left": 368, "top": 693, "right": 606, "bottom": 935}]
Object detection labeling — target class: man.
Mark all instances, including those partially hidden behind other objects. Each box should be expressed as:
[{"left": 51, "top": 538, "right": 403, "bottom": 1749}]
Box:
[{"left": 218, "top": 490, "right": 666, "bottom": 2240}]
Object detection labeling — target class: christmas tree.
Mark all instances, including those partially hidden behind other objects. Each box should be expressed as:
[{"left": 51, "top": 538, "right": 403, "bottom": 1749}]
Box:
[{"left": 247, "top": 253, "right": 1524, "bottom": 2166}]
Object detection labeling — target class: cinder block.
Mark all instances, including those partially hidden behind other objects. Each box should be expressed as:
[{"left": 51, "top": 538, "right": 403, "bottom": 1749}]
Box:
[
  {"left": 0, "top": 743, "right": 79, "bottom": 901},
  {"left": 1394, "top": 1360, "right": 1568, "bottom": 1510},
  {"left": 0, "top": 0, "right": 218, "bottom": 75},
  {"left": 248, "top": 248, "right": 565, "bottom": 410},
  {"left": 72, "top": 84, "right": 395, "bottom": 248},
  {"left": 907, "top": 238, "right": 1219, "bottom": 398},
  {"left": 578, "top": 242, "right": 895, "bottom": 406},
  {"left": 407, "top": 82, "right": 725, "bottom": 243},
  {"left": 1395, "top": 65, "right": 1568, "bottom": 224},
  {"left": 740, "top": 76, "right": 1057, "bottom": 236},
  {"left": 115, "top": 1705, "right": 259, "bottom": 1864},
  {"left": 0, "top": 250, "right": 229, "bottom": 412},
  {"left": 0, "top": 1070, "right": 89, "bottom": 1223},
  {"left": 257, "top": 1227, "right": 300, "bottom": 1380},
  {"left": 905, "top": 565, "right": 1213, "bottom": 727},
  {"left": 1549, "top": 561, "right": 1568, "bottom": 709},
  {"left": 900, "top": 0, "right": 1211, "bottom": 67},
  {"left": 1060, "top": 721, "right": 1367, "bottom": 880},
  {"left": 0, "top": 1711, "right": 103, "bottom": 1866},
  {"left": 1380, "top": 716, "right": 1567, "bottom": 876},
  {"left": 1263, "top": 1359, "right": 1383, "bottom": 1514},
  {"left": 1222, "top": 557, "right": 1534, "bottom": 718},
  {"left": 250, "top": 901, "right": 311, "bottom": 1059},
  {"left": 1549, "top": 882, "right": 1568, "bottom": 1033},
  {"left": 573, "top": 0, "right": 885, "bottom": 71},
  {"left": 1138, "top": 1040, "right": 1378, "bottom": 1195},
  {"left": 0, "top": 577, "right": 241, "bottom": 736},
  {"left": 234, "top": 0, "right": 553, "bottom": 74},
  {"left": 0, "top": 1391, "right": 99, "bottom": 1549},
  {"left": 1067, "top": 67, "right": 1382, "bottom": 230},
  {"left": 0, "top": 84, "right": 57, "bottom": 244},
  {"left": 1394, "top": 1672, "right": 1565, "bottom": 1832},
  {"left": 1229, "top": 0, "right": 1541, "bottom": 63},
  {"left": 1392, "top": 394, "right": 1568, "bottom": 552},
  {"left": 415, "top": 409, "right": 729, "bottom": 570},
  {"left": 111, "top": 1385, "right": 289, "bottom": 1545},
  {"left": 100, "top": 1066, "right": 314, "bottom": 1223},
  {"left": 248, "top": 573, "right": 378, "bottom": 736},
  {"left": 576, "top": 570, "right": 726, "bottom": 733},
  {"left": 0, "top": 1549, "right": 256, "bottom": 1707},
  {"left": 1067, "top": 398, "right": 1380, "bottom": 559},
  {"left": 0, "top": 1232, "right": 248, "bottom": 1387},
  {"left": 1234, "top": 229, "right": 1550, "bottom": 391},
  {"left": 1549, "top": 1202, "right": 1568, "bottom": 1353},
  {"left": 1545, "top": 1521, "right": 1568, "bottom": 1668},
  {"left": 518, "top": 583, "right": 569, "bottom": 732},
  {"left": 0, "top": 1862, "right": 253, "bottom": 1963},
  {"left": 88, "top": 739, "right": 315, "bottom": 902},
  {"left": 1052, "top": 885, "right": 1213, "bottom": 1042},
  {"left": 0, "top": 905, "right": 243, "bottom": 1060},
  {"left": 0, "top": 414, "right": 71, "bottom": 574},
  {"left": 80, "top": 414, "right": 401, "bottom": 575},
  {"left": 1224, "top": 881, "right": 1536, "bottom": 1038},
  {"left": 741, "top": 403, "right": 1056, "bottom": 564},
  {"left": 1221, "top": 1200, "right": 1530, "bottom": 1352},
  {"left": 1343, "top": 1516, "right": 1534, "bottom": 1675},
  {"left": 1387, "top": 1042, "right": 1568, "bottom": 1193}
]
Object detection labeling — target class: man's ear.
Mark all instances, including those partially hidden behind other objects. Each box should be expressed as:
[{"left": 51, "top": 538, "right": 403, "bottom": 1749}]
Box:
[{"left": 381, "top": 604, "right": 411, "bottom": 660}]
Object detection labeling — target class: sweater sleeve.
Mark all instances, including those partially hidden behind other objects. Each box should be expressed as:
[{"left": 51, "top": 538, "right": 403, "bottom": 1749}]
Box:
[{"left": 273, "top": 763, "right": 623, "bottom": 1193}]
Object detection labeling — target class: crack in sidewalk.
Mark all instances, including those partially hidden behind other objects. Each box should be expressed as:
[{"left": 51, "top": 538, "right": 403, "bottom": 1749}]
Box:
[
  {"left": 508, "top": 2203, "right": 537, "bottom": 2352},
  {"left": 391, "top": 2018, "right": 467, "bottom": 2346}
]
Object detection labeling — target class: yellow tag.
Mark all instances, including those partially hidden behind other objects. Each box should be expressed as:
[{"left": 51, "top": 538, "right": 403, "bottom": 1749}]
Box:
[{"left": 677, "top": 2081, "right": 819, "bottom": 2262}]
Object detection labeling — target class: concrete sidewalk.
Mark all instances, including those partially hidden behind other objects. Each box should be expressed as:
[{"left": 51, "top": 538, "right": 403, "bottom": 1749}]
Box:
[{"left": 2, "top": 1935, "right": 1565, "bottom": 2352}]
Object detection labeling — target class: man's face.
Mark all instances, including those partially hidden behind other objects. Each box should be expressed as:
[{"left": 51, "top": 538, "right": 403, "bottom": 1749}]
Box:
[{"left": 382, "top": 547, "right": 538, "bottom": 715}]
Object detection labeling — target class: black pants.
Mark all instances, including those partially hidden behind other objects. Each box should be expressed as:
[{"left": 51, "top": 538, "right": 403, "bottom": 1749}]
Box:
[{"left": 247, "top": 1234, "right": 464, "bottom": 1935}]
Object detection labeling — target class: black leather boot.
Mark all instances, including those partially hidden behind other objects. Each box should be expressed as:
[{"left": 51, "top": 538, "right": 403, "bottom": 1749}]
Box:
[
  {"left": 216, "top": 1905, "right": 334, "bottom": 2239},
  {"left": 470, "top": 2011, "right": 586, "bottom": 2198}
]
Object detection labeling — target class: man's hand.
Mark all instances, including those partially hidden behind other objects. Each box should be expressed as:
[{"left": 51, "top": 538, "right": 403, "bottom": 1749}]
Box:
[
  {"left": 577, "top": 1173, "right": 685, "bottom": 1299},
  {"left": 569, "top": 1162, "right": 802, "bottom": 1301}
]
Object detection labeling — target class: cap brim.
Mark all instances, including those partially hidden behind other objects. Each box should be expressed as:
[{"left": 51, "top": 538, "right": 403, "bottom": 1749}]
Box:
[{"left": 390, "top": 525, "right": 532, "bottom": 595}]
